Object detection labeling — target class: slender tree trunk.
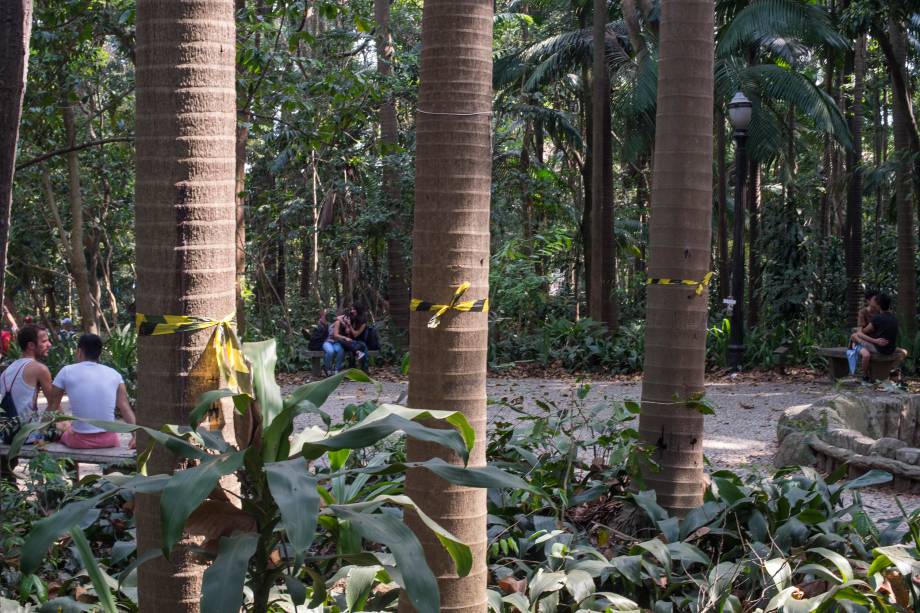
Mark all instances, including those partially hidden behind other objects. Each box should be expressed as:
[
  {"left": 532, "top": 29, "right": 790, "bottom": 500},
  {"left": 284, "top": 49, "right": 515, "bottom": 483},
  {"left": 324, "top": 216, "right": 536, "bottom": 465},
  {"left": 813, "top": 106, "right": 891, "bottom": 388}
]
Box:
[
  {"left": 0, "top": 0, "right": 32, "bottom": 310},
  {"left": 717, "top": 108, "right": 728, "bottom": 301},
  {"left": 235, "top": 123, "right": 247, "bottom": 336},
  {"left": 746, "top": 160, "right": 761, "bottom": 328},
  {"left": 844, "top": 37, "right": 864, "bottom": 328},
  {"left": 135, "top": 0, "right": 237, "bottom": 610},
  {"left": 639, "top": 0, "right": 714, "bottom": 515},
  {"left": 589, "top": 0, "right": 618, "bottom": 330},
  {"left": 299, "top": 230, "right": 311, "bottom": 299},
  {"left": 375, "top": 0, "right": 410, "bottom": 335},
  {"left": 890, "top": 20, "right": 916, "bottom": 342},
  {"left": 62, "top": 105, "right": 99, "bottom": 334},
  {"left": 400, "top": 0, "right": 491, "bottom": 610}
]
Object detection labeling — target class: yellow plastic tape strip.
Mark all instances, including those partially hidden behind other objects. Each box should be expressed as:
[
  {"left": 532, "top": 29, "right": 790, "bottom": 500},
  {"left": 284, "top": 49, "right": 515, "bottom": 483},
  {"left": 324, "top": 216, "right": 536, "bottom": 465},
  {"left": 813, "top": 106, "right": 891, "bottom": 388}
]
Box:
[
  {"left": 409, "top": 282, "right": 489, "bottom": 329},
  {"left": 135, "top": 313, "right": 253, "bottom": 397},
  {"left": 646, "top": 271, "right": 713, "bottom": 296}
]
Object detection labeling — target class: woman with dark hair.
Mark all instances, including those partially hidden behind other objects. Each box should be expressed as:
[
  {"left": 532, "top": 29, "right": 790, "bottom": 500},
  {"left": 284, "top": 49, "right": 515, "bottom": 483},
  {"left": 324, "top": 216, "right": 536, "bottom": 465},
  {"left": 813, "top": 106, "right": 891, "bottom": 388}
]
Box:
[{"left": 343, "top": 304, "right": 370, "bottom": 372}]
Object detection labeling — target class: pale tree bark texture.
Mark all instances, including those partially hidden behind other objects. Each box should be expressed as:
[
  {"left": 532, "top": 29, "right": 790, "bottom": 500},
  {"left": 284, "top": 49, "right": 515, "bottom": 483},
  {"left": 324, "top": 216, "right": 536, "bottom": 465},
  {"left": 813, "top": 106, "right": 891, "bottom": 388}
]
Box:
[
  {"left": 0, "top": 0, "right": 32, "bottom": 309},
  {"left": 639, "top": 0, "right": 714, "bottom": 514},
  {"left": 135, "top": 0, "right": 237, "bottom": 611},
  {"left": 62, "top": 105, "right": 100, "bottom": 334},
  {"left": 375, "top": 0, "right": 410, "bottom": 336},
  {"left": 401, "top": 0, "right": 492, "bottom": 611},
  {"left": 890, "top": 20, "right": 916, "bottom": 342},
  {"left": 589, "top": 0, "right": 618, "bottom": 330}
]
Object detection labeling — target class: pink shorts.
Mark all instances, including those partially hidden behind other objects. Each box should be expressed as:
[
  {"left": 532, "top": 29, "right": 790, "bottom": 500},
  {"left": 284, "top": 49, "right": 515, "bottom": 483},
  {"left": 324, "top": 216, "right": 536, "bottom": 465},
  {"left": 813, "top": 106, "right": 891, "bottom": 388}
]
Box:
[{"left": 61, "top": 430, "right": 121, "bottom": 449}]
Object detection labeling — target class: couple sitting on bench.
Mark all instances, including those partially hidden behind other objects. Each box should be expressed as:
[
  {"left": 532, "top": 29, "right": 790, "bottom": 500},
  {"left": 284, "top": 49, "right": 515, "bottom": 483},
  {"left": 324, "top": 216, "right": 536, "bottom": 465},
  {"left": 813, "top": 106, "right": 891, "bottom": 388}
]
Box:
[
  {"left": 0, "top": 326, "right": 136, "bottom": 449},
  {"left": 849, "top": 291, "right": 905, "bottom": 382},
  {"left": 307, "top": 304, "right": 379, "bottom": 376}
]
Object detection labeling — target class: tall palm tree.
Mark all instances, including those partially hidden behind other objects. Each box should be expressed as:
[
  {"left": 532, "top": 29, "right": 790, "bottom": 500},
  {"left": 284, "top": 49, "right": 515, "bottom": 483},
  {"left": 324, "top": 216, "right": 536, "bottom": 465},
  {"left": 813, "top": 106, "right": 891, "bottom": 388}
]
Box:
[
  {"left": 844, "top": 36, "right": 865, "bottom": 328},
  {"left": 401, "top": 0, "right": 492, "bottom": 610},
  {"left": 639, "top": 0, "right": 714, "bottom": 514},
  {"left": 0, "top": 0, "right": 33, "bottom": 315},
  {"left": 135, "top": 0, "right": 238, "bottom": 610},
  {"left": 375, "top": 0, "right": 410, "bottom": 337},
  {"left": 890, "top": 20, "right": 916, "bottom": 342},
  {"left": 590, "top": 0, "right": 618, "bottom": 330}
]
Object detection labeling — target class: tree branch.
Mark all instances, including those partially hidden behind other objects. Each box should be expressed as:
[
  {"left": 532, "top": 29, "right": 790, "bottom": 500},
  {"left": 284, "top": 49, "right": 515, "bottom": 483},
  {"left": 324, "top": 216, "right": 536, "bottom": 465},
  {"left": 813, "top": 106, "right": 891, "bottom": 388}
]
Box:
[{"left": 16, "top": 136, "right": 133, "bottom": 171}]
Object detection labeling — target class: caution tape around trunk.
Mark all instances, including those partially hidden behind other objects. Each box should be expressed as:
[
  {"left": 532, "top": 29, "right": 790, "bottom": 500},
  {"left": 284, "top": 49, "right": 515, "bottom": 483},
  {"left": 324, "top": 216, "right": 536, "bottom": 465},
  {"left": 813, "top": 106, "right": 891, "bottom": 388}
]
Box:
[
  {"left": 646, "top": 271, "right": 714, "bottom": 296},
  {"left": 410, "top": 282, "right": 489, "bottom": 329},
  {"left": 135, "top": 314, "right": 253, "bottom": 397}
]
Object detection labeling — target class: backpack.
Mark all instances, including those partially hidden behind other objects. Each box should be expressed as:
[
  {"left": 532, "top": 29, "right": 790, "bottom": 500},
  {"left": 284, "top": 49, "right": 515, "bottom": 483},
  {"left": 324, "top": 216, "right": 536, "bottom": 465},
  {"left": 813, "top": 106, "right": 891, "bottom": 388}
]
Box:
[
  {"left": 307, "top": 324, "right": 327, "bottom": 351},
  {"left": 0, "top": 361, "right": 28, "bottom": 444}
]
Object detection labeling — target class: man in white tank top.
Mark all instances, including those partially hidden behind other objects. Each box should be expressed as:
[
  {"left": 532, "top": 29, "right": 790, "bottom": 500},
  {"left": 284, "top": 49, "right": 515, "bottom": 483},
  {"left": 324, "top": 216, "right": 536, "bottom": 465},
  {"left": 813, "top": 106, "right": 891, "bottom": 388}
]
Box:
[{"left": 0, "top": 325, "right": 53, "bottom": 421}]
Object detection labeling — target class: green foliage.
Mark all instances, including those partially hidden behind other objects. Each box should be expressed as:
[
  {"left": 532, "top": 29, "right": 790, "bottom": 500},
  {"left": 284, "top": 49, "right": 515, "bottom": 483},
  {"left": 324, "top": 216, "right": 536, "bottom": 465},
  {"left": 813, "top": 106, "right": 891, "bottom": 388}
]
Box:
[{"left": 14, "top": 339, "right": 528, "bottom": 613}]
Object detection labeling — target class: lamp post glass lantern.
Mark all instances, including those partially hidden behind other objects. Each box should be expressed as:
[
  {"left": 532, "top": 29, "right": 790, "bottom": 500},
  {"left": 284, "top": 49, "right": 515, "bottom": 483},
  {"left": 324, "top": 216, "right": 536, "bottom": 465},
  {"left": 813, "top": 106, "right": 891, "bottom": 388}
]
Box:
[{"left": 727, "top": 92, "right": 751, "bottom": 371}]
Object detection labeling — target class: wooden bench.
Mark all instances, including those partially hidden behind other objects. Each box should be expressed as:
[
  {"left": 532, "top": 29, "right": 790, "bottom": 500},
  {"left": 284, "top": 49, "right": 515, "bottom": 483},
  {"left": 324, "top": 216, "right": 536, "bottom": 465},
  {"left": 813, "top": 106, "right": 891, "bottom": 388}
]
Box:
[
  {"left": 816, "top": 346, "right": 903, "bottom": 381},
  {"left": 305, "top": 350, "right": 379, "bottom": 378},
  {"left": 1, "top": 441, "right": 135, "bottom": 478}
]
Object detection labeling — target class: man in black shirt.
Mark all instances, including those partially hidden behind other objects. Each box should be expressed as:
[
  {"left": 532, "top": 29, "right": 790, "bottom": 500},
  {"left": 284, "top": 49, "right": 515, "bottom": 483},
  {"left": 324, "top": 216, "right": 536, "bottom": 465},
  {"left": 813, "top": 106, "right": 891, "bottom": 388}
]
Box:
[{"left": 850, "top": 292, "right": 899, "bottom": 381}]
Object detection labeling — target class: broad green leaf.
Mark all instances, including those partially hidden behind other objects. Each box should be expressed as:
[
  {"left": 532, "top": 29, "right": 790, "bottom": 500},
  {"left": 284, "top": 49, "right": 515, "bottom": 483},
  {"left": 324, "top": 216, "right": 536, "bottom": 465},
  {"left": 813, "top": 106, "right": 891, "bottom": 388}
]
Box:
[
  {"left": 810, "top": 547, "right": 853, "bottom": 583},
  {"left": 630, "top": 490, "right": 668, "bottom": 523},
  {"left": 200, "top": 533, "right": 259, "bottom": 613},
  {"left": 839, "top": 470, "right": 892, "bottom": 491},
  {"left": 83, "top": 419, "right": 210, "bottom": 460},
  {"left": 363, "top": 404, "right": 476, "bottom": 453},
  {"left": 345, "top": 565, "right": 379, "bottom": 610},
  {"left": 190, "top": 389, "right": 242, "bottom": 427},
  {"left": 764, "top": 558, "right": 792, "bottom": 591},
  {"left": 38, "top": 598, "right": 93, "bottom": 612},
  {"left": 564, "top": 569, "right": 595, "bottom": 603},
  {"left": 292, "top": 414, "right": 469, "bottom": 463},
  {"left": 529, "top": 568, "right": 565, "bottom": 600},
  {"left": 70, "top": 526, "right": 118, "bottom": 613},
  {"left": 486, "top": 589, "right": 504, "bottom": 612},
  {"left": 284, "top": 574, "right": 308, "bottom": 606},
  {"left": 634, "top": 538, "right": 671, "bottom": 567},
  {"left": 870, "top": 545, "right": 920, "bottom": 576},
  {"left": 594, "top": 592, "right": 640, "bottom": 611},
  {"left": 609, "top": 555, "right": 643, "bottom": 583},
  {"left": 265, "top": 457, "right": 320, "bottom": 555},
  {"left": 667, "top": 542, "right": 709, "bottom": 566},
  {"left": 244, "top": 339, "right": 284, "bottom": 433},
  {"left": 160, "top": 451, "right": 246, "bottom": 554},
  {"left": 331, "top": 507, "right": 439, "bottom": 613},
  {"left": 23, "top": 491, "right": 112, "bottom": 574},
  {"left": 502, "top": 592, "right": 530, "bottom": 613}
]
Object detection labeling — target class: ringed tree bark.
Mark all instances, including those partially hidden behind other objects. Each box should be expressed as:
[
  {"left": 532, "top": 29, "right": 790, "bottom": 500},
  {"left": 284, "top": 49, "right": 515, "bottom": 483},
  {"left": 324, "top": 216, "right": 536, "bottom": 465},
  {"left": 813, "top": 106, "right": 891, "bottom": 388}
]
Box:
[
  {"left": 844, "top": 36, "right": 864, "bottom": 329},
  {"left": 639, "top": 0, "right": 714, "bottom": 514},
  {"left": 890, "top": 20, "right": 916, "bottom": 342},
  {"left": 135, "top": 0, "right": 238, "bottom": 611},
  {"left": 0, "top": 0, "right": 32, "bottom": 309},
  {"left": 589, "top": 0, "right": 618, "bottom": 330},
  {"left": 401, "top": 0, "right": 492, "bottom": 611},
  {"left": 375, "top": 0, "right": 410, "bottom": 337}
]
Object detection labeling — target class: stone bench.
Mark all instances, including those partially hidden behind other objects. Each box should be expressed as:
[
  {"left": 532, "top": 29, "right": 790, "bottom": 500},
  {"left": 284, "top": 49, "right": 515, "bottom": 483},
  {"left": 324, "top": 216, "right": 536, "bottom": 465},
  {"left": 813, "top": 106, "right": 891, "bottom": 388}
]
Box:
[
  {"left": 816, "top": 346, "right": 903, "bottom": 381},
  {"left": 1, "top": 441, "right": 135, "bottom": 478},
  {"left": 305, "top": 350, "right": 379, "bottom": 378}
]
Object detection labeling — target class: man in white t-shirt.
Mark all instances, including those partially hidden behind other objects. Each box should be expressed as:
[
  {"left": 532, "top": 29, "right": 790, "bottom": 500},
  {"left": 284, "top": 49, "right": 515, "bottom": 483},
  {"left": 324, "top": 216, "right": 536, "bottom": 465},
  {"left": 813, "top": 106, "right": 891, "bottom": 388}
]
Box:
[{"left": 47, "top": 333, "right": 137, "bottom": 449}]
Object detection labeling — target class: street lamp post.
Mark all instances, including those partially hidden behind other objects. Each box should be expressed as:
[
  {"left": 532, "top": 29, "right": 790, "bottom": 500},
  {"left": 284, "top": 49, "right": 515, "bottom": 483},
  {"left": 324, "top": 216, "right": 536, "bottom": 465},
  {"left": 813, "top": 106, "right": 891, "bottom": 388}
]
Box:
[{"left": 727, "top": 92, "right": 752, "bottom": 371}]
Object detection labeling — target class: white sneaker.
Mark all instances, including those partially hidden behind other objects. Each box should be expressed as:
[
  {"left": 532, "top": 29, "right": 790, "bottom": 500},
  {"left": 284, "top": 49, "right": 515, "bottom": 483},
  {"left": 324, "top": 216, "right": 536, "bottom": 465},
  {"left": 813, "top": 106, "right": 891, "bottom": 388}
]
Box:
[{"left": 356, "top": 351, "right": 365, "bottom": 361}]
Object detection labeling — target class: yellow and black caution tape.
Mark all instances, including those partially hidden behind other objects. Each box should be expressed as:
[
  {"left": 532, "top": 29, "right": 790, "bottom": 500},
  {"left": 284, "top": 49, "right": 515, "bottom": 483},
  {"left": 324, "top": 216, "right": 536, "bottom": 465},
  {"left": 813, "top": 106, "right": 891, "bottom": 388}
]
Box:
[
  {"left": 135, "top": 314, "right": 253, "bottom": 397},
  {"left": 646, "top": 272, "right": 713, "bottom": 296},
  {"left": 410, "top": 282, "right": 489, "bottom": 329}
]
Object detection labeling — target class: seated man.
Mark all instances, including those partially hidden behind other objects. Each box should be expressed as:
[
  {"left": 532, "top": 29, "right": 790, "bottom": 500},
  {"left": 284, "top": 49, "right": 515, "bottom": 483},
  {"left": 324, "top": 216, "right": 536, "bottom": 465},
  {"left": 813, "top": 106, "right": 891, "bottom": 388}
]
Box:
[
  {"left": 850, "top": 292, "right": 899, "bottom": 382},
  {"left": 48, "top": 333, "right": 136, "bottom": 449}
]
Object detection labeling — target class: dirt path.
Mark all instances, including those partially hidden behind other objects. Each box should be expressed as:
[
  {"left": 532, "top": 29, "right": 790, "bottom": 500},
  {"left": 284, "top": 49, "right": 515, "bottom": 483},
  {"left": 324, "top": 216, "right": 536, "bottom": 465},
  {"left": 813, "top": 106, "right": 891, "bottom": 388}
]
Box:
[{"left": 289, "top": 375, "right": 919, "bottom": 521}]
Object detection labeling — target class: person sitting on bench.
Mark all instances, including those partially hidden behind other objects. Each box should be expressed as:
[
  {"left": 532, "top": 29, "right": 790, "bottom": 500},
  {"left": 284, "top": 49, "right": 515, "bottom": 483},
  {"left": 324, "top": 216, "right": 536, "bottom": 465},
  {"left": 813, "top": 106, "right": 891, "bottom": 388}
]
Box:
[
  {"left": 1, "top": 324, "right": 54, "bottom": 444},
  {"left": 47, "top": 333, "right": 136, "bottom": 449},
  {"left": 850, "top": 292, "right": 899, "bottom": 382}
]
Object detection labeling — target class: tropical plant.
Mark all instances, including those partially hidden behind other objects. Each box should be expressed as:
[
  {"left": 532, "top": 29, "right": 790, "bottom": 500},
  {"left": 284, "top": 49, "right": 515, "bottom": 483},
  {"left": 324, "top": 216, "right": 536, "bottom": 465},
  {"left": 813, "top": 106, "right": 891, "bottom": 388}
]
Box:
[{"left": 10, "top": 339, "right": 531, "bottom": 613}]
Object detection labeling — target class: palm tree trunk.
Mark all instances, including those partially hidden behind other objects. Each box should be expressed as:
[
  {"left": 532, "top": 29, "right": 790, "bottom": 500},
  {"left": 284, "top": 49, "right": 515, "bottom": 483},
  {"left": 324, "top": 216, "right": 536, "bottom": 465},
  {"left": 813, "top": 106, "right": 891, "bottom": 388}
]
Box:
[
  {"left": 0, "top": 0, "right": 32, "bottom": 310},
  {"left": 400, "top": 0, "right": 492, "bottom": 610},
  {"left": 639, "top": 0, "right": 714, "bottom": 515},
  {"left": 890, "top": 20, "right": 916, "bottom": 342},
  {"left": 844, "top": 36, "right": 864, "bottom": 328},
  {"left": 589, "top": 0, "right": 618, "bottom": 330},
  {"left": 375, "top": 0, "right": 410, "bottom": 336},
  {"left": 62, "top": 105, "right": 99, "bottom": 334},
  {"left": 135, "top": 0, "right": 237, "bottom": 610}
]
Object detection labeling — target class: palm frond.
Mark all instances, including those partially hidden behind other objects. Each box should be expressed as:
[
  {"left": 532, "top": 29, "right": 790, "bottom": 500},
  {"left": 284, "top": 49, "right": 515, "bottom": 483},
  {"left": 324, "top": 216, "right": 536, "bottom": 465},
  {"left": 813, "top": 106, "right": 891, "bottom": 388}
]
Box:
[
  {"left": 745, "top": 99, "right": 785, "bottom": 162},
  {"left": 717, "top": 0, "right": 849, "bottom": 58},
  {"left": 501, "top": 103, "right": 585, "bottom": 149},
  {"left": 742, "top": 64, "right": 852, "bottom": 149}
]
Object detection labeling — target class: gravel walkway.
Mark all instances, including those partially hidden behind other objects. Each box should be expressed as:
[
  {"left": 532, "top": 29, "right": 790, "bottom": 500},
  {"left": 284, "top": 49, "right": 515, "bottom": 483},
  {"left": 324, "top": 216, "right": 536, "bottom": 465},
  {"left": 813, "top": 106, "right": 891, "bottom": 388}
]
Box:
[{"left": 289, "top": 375, "right": 920, "bottom": 521}]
